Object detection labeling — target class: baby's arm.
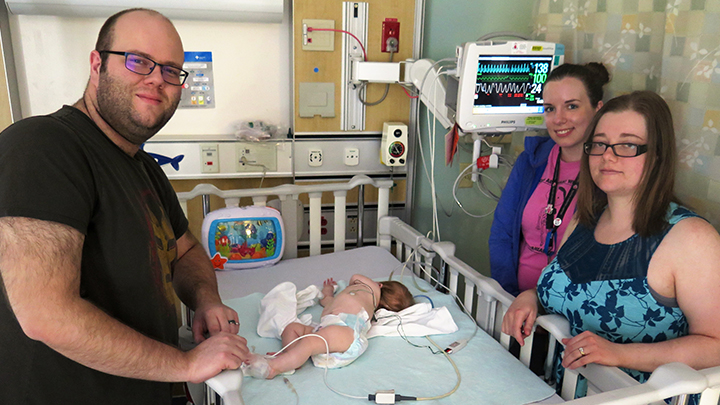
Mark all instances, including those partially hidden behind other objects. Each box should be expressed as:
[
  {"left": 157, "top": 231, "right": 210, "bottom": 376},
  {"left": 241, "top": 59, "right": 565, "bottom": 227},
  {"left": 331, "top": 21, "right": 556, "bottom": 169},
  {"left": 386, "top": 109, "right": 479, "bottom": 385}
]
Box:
[{"left": 319, "top": 278, "right": 336, "bottom": 307}]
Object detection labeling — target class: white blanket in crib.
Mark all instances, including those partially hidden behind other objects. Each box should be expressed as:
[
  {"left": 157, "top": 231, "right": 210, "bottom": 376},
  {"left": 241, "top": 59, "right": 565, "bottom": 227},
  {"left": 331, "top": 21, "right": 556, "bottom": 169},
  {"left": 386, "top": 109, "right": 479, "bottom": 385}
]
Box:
[{"left": 369, "top": 302, "right": 457, "bottom": 338}]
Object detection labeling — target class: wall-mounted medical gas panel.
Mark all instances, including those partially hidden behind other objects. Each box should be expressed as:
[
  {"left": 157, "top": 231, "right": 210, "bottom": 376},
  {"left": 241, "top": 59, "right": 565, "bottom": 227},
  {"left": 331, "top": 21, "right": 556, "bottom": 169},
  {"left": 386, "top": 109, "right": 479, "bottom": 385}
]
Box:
[
  {"left": 293, "top": 0, "right": 419, "bottom": 135},
  {"left": 5, "top": 0, "right": 284, "bottom": 22}
]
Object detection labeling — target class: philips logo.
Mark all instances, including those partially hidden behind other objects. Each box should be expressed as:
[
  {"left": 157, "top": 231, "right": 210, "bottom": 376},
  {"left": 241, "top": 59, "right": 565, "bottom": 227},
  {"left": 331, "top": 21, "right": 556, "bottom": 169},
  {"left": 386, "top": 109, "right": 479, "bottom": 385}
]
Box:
[{"left": 500, "top": 120, "right": 516, "bottom": 124}]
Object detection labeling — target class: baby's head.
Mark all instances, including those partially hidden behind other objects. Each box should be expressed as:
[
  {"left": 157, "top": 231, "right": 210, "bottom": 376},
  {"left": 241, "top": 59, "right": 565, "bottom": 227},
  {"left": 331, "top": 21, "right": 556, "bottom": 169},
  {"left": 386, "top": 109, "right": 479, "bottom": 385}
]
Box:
[{"left": 377, "top": 281, "right": 414, "bottom": 312}]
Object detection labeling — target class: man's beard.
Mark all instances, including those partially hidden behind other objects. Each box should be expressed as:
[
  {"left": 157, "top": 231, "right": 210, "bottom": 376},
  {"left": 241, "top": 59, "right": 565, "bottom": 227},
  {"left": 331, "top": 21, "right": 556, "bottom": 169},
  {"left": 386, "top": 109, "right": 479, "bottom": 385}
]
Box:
[{"left": 96, "top": 72, "right": 180, "bottom": 145}]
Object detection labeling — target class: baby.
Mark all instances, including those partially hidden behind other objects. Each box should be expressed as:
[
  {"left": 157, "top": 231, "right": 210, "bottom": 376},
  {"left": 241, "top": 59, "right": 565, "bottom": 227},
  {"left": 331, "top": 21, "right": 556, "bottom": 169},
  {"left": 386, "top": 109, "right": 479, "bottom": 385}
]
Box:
[{"left": 246, "top": 274, "right": 414, "bottom": 379}]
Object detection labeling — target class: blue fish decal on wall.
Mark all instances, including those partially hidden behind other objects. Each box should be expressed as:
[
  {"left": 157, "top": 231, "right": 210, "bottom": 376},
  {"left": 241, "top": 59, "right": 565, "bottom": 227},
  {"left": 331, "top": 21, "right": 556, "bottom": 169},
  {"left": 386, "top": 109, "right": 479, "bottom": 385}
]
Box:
[{"left": 147, "top": 152, "right": 185, "bottom": 171}]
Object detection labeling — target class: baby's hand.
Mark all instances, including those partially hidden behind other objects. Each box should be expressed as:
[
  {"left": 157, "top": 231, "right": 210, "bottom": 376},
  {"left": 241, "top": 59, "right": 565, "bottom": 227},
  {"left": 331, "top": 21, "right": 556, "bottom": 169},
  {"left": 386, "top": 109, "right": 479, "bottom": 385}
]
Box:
[{"left": 322, "top": 278, "right": 336, "bottom": 296}]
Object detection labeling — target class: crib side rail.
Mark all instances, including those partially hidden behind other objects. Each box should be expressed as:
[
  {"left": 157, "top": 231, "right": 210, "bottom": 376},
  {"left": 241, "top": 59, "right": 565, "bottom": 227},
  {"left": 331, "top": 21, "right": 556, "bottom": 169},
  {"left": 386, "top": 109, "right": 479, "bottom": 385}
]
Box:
[
  {"left": 698, "top": 366, "right": 720, "bottom": 405},
  {"left": 176, "top": 175, "right": 393, "bottom": 258},
  {"left": 376, "top": 219, "right": 669, "bottom": 404},
  {"left": 563, "top": 362, "right": 707, "bottom": 405}
]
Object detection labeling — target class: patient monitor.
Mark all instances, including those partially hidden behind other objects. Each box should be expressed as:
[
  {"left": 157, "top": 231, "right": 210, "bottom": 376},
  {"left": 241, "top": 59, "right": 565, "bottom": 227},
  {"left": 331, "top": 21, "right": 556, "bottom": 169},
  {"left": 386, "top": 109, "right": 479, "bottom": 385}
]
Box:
[
  {"left": 451, "top": 40, "right": 564, "bottom": 133},
  {"left": 397, "top": 40, "right": 564, "bottom": 133}
]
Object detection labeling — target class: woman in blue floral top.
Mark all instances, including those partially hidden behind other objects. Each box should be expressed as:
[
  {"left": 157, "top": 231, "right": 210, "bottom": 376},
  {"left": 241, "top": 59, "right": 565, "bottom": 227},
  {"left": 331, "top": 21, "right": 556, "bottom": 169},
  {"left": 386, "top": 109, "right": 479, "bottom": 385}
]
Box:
[{"left": 501, "top": 91, "right": 720, "bottom": 388}]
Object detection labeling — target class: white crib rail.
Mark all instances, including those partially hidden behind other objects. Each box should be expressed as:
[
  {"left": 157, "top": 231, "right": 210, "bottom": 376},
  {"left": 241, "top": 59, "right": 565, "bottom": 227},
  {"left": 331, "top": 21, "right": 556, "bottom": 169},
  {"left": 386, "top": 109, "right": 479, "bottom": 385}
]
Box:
[
  {"left": 203, "top": 214, "right": 720, "bottom": 405},
  {"left": 699, "top": 366, "right": 720, "bottom": 405},
  {"left": 376, "top": 217, "right": 720, "bottom": 405},
  {"left": 176, "top": 175, "right": 393, "bottom": 258}
]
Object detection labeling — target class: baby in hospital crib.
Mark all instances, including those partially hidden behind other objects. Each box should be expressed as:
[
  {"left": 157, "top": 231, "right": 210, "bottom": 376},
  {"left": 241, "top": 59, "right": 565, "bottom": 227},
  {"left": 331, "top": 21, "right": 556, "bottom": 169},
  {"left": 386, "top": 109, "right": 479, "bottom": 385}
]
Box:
[{"left": 245, "top": 274, "right": 414, "bottom": 379}]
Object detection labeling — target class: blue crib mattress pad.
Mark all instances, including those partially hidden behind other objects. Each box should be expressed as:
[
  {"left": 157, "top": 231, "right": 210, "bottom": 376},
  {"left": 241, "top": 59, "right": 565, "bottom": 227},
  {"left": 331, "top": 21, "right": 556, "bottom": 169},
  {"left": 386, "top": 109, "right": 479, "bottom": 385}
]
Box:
[{"left": 225, "top": 274, "right": 556, "bottom": 405}]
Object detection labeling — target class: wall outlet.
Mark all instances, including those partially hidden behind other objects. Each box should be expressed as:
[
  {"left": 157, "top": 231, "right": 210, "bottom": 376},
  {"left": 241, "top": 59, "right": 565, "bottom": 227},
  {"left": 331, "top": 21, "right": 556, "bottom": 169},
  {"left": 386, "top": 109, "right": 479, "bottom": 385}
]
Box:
[
  {"left": 200, "top": 143, "right": 219, "bottom": 173},
  {"left": 344, "top": 147, "right": 359, "bottom": 166},
  {"left": 347, "top": 215, "right": 358, "bottom": 234},
  {"left": 308, "top": 149, "right": 323, "bottom": 167}
]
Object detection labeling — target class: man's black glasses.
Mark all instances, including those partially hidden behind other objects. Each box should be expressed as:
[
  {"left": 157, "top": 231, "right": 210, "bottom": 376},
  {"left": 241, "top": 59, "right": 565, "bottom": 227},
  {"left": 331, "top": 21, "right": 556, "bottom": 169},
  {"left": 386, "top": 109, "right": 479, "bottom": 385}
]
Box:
[
  {"left": 99, "top": 51, "right": 188, "bottom": 86},
  {"left": 583, "top": 142, "right": 648, "bottom": 157}
]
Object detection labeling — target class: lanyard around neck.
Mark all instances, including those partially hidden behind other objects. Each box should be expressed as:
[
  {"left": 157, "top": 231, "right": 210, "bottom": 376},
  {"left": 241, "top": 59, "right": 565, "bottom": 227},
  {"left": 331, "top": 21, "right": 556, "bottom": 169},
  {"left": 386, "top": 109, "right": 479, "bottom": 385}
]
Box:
[{"left": 544, "top": 152, "right": 579, "bottom": 256}]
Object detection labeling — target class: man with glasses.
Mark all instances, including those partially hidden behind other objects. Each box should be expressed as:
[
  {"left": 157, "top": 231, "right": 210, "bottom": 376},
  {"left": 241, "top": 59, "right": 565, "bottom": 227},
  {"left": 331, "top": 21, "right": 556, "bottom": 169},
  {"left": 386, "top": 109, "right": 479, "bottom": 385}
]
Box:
[{"left": 0, "top": 8, "right": 250, "bottom": 405}]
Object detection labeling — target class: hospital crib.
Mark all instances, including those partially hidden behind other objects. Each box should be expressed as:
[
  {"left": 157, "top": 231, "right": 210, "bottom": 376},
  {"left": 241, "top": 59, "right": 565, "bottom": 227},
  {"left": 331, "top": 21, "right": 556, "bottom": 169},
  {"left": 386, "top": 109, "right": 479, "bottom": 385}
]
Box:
[{"left": 175, "top": 175, "right": 720, "bottom": 405}]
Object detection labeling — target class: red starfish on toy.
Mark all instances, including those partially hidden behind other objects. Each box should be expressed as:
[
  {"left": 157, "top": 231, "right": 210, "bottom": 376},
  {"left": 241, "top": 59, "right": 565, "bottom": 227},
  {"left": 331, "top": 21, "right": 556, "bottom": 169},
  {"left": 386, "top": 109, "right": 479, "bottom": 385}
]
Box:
[{"left": 210, "top": 253, "right": 228, "bottom": 270}]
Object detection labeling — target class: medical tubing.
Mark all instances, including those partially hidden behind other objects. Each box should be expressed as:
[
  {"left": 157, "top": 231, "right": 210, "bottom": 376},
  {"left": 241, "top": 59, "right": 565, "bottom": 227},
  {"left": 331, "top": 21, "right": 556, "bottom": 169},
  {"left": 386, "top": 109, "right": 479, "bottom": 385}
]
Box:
[
  {"left": 385, "top": 259, "right": 470, "bottom": 401},
  {"left": 413, "top": 60, "right": 449, "bottom": 222},
  {"left": 308, "top": 27, "right": 367, "bottom": 61},
  {"left": 283, "top": 377, "right": 300, "bottom": 405},
  {"left": 390, "top": 250, "right": 430, "bottom": 293},
  {"left": 269, "top": 333, "right": 366, "bottom": 400},
  {"left": 427, "top": 68, "right": 461, "bottom": 225},
  {"left": 415, "top": 336, "right": 462, "bottom": 401},
  {"left": 477, "top": 31, "right": 530, "bottom": 41},
  {"left": 477, "top": 174, "right": 502, "bottom": 200},
  {"left": 375, "top": 313, "right": 442, "bottom": 355},
  {"left": 413, "top": 295, "right": 434, "bottom": 307},
  {"left": 412, "top": 58, "right": 456, "bottom": 240},
  {"left": 451, "top": 163, "right": 497, "bottom": 218},
  {"left": 392, "top": 256, "right": 480, "bottom": 345}
]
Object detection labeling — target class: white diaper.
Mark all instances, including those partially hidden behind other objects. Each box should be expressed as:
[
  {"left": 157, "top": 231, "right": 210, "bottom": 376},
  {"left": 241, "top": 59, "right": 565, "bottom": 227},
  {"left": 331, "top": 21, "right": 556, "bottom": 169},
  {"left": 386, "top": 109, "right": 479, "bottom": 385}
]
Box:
[{"left": 311, "top": 309, "right": 371, "bottom": 369}]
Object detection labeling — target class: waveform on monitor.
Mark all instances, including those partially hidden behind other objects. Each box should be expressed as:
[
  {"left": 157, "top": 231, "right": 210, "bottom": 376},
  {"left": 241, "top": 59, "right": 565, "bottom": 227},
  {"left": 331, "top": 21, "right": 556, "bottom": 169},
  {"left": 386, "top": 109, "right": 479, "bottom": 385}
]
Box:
[
  {"left": 477, "top": 63, "right": 531, "bottom": 74},
  {"left": 475, "top": 82, "right": 534, "bottom": 95},
  {"left": 477, "top": 75, "right": 533, "bottom": 82}
]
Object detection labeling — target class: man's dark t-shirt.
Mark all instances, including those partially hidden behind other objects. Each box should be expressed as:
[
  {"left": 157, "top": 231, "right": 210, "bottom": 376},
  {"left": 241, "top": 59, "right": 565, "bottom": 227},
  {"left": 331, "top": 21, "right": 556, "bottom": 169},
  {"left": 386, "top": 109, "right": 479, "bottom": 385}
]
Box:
[{"left": 0, "top": 106, "right": 188, "bottom": 404}]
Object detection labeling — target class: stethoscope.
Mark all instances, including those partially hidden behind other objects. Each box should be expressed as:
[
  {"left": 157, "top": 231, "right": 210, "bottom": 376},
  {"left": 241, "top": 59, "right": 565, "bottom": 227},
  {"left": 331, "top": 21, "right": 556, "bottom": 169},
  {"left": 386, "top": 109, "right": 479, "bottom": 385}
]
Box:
[{"left": 543, "top": 152, "right": 579, "bottom": 257}]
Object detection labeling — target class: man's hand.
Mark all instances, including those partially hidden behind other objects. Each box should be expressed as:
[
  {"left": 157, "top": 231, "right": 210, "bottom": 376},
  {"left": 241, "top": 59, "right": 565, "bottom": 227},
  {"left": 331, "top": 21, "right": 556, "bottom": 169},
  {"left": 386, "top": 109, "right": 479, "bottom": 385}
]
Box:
[
  {"left": 192, "top": 302, "right": 240, "bottom": 343},
  {"left": 184, "top": 332, "right": 250, "bottom": 384}
]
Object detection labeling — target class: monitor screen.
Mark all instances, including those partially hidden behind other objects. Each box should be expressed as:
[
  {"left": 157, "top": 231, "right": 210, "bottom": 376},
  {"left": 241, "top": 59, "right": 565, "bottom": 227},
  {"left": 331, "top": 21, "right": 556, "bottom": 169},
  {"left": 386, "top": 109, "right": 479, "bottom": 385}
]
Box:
[
  {"left": 454, "top": 41, "right": 563, "bottom": 133},
  {"left": 472, "top": 55, "right": 553, "bottom": 115}
]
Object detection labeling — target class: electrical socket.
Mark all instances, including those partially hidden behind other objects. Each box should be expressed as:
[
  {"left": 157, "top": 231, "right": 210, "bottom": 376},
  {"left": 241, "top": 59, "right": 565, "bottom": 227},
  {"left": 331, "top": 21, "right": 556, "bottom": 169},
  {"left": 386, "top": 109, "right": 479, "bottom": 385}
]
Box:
[
  {"left": 381, "top": 18, "right": 399, "bottom": 53},
  {"left": 347, "top": 216, "right": 358, "bottom": 234},
  {"left": 308, "top": 149, "right": 323, "bottom": 167},
  {"left": 344, "top": 147, "right": 359, "bottom": 166}
]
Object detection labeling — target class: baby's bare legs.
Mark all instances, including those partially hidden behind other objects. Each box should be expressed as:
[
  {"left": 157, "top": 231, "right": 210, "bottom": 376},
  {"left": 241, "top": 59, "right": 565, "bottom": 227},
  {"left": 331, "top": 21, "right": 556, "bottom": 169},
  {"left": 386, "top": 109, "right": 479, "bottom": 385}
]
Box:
[{"left": 263, "top": 322, "right": 355, "bottom": 379}]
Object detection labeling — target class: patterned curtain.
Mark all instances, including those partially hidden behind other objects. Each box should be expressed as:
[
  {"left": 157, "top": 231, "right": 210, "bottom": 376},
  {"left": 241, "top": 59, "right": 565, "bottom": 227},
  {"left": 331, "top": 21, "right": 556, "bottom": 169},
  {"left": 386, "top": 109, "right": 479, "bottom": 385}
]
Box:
[{"left": 533, "top": 0, "right": 720, "bottom": 228}]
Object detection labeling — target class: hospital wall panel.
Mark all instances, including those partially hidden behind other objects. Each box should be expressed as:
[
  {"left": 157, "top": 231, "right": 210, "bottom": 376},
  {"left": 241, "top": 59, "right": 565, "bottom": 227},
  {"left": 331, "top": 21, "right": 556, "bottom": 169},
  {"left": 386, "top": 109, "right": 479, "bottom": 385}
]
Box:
[{"left": 292, "top": 0, "right": 417, "bottom": 133}]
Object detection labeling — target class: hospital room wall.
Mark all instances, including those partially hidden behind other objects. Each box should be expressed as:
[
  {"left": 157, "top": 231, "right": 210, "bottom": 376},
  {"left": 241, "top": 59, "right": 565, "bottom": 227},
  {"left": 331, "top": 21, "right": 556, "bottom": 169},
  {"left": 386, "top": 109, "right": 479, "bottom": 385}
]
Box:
[
  {"left": 4, "top": 9, "right": 292, "bottom": 133},
  {"left": 411, "top": 0, "right": 537, "bottom": 277}
]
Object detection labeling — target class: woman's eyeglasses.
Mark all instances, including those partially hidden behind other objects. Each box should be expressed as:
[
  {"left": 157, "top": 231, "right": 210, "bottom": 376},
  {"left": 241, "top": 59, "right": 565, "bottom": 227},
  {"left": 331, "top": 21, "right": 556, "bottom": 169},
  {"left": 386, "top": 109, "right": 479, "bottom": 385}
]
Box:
[
  {"left": 99, "top": 51, "right": 188, "bottom": 86},
  {"left": 583, "top": 142, "right": 648, "bottom": 157}
]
